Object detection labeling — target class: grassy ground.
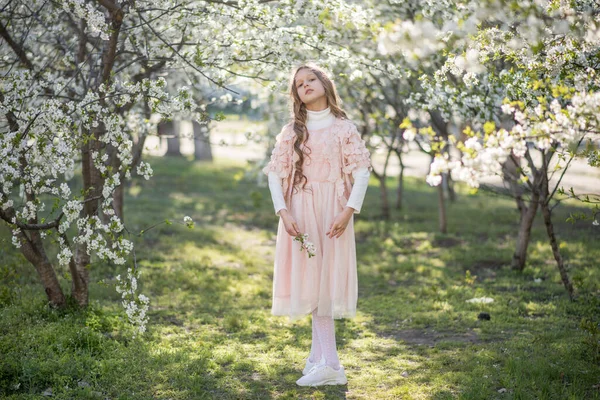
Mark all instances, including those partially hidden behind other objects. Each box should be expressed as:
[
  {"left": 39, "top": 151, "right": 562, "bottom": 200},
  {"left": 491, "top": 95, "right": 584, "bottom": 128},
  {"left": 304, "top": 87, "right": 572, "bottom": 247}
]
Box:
[{"left": 1, "top": 155, "right": 599, "bottom": 399}]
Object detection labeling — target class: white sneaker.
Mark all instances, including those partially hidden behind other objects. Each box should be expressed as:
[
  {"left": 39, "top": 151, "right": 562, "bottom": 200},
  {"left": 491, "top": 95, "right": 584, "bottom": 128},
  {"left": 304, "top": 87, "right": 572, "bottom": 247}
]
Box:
[
  {"left": 296, "top": 364, "right": 348, "bottom": 386},
  {"left": 302, "top": 355, "right": 325, "bottom": 375}
]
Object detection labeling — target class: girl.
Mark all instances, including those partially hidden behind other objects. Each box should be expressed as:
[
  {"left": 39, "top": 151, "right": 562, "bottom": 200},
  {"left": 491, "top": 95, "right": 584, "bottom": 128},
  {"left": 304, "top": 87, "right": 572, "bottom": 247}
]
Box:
[{"left": 262, "top": 63, "right": 372, "bottom": 387}]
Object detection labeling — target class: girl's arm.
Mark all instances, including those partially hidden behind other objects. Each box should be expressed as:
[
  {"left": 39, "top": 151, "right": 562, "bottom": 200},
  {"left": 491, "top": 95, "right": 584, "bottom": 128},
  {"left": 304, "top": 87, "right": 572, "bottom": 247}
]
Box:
[
  {"left": 267, "top": 171, "right": 288, "bottom": 216},
  {"left": 346, "top": 167, "right": 370, "bottom": 214},
  {"left": 268, "top": 171, "right": 300, "bottom": 236}
]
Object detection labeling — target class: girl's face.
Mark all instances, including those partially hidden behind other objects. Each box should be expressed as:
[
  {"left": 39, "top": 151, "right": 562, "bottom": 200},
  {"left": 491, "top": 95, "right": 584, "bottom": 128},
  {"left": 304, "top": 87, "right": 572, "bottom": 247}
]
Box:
[{"left": 294, "top": 69, "right": 326, "bottom": 106}]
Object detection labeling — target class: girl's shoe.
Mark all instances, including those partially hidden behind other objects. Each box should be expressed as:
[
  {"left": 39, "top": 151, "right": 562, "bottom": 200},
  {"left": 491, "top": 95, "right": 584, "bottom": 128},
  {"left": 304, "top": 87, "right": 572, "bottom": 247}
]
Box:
[
  {"left": 302, "top": 355, "right": 325, "bottom": 375},
  {"left": 296, "top": 364, "right": 348, "bottom": 386}
]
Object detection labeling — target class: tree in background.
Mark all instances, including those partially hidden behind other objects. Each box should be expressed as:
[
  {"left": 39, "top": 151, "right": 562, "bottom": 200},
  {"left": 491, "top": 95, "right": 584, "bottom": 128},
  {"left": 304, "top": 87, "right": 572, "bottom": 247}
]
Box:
[{"left": 382, "top": 0, "right": 600, "bottom": 298}]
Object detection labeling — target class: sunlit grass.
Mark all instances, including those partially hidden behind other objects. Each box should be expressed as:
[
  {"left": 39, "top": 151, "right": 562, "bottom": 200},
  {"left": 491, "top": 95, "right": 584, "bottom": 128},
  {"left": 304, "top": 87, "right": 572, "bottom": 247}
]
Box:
[{"left": 0, "top": 155, "right": 599, "bottom": 399}]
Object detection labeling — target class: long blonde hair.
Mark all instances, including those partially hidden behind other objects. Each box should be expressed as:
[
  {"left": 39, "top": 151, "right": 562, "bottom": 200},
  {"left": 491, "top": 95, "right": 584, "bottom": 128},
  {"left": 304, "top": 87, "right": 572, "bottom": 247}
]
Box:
[{"left": 289, "top": 62, "right": 348, "bottom": 193}]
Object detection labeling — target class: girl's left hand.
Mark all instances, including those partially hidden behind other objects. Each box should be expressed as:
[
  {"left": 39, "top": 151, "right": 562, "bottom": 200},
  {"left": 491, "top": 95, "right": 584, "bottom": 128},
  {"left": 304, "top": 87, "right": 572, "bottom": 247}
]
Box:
[{"left": 326, "top": 207, "right": 355, "bottom": 239}]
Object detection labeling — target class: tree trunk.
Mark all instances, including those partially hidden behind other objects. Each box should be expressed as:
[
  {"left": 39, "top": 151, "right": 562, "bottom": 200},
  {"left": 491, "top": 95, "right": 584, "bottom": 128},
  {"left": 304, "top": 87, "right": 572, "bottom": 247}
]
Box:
[
  {"left": 110, "top": 122, "right": 150, "bottom": 224},
  {"left": 379, "top": 176, "right": 390, "bottom": 220},
  {"left": 110, "top": 141, "right": 124, "bottom": 222},
  {"left": 13, "top": 154, "right": 66, "bottom": 307},
  {"left": 503, "top": 156, "right": 525, "bottom": 213},
  {"left": 540, "top": 201, "right": 574, "bottom": 299},
  {"left": 539, "top": 163, "right": 574, "bottom": 299},
  {"left": 158, "top": 120, "right": 180, "bottom": 156},
  {"left": 113, "top": 182, "right": 124, "bottom": 221},
  {"left": 445, "top": 172, "right": 456, "bottom": 203},
  {"left": 193, "top": 120, "right": 213, "bottom": 161},
  {"left": 19, "top": 230, "right": 66, "bottom": 307},
  {"left": 74, "top": 125, "right": 105, "bottom": 308},
  {"left": 102, "top": 143, "right": 124, "bottom": 224},
  {"left": 511, "top": 192, "right": 539, "bottom": 271},
  {"left": 395, "top": 152, "right": 404, "bottom": 210},
  {"left": 437, "top": 182, "right": 447, "bottom": 234},
  {"left": 509, "top": 151, "right": 545, "bottom": 272}
]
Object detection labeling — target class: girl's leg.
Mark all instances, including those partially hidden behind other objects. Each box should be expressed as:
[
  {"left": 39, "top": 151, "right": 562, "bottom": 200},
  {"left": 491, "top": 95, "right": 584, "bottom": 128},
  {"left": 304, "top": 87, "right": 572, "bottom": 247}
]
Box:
[
  {"left": 308, "top": 308, "right": 322, "bottom": 363},
  {"left": 313, "top": 308, "right": 341, "bottom": 370}
]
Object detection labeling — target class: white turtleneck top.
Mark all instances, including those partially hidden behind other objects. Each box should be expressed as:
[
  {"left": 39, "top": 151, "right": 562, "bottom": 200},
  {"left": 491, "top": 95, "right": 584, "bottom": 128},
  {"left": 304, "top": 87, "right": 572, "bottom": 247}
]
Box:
[
  {"left": 267, "top": 106, "right": 371, "bottom": 216},
  {"left": 305, "top": 106, "right": 337, "bottom": 130}
]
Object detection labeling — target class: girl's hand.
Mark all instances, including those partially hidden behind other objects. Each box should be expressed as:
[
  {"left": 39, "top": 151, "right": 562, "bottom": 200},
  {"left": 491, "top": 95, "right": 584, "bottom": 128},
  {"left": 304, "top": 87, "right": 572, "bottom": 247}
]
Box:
[
  {"left": 326, "top": 207, "right": 355, "bottom": 239},
  {"left": 279, "top": 209, "right": 301, "bottom": 237}
]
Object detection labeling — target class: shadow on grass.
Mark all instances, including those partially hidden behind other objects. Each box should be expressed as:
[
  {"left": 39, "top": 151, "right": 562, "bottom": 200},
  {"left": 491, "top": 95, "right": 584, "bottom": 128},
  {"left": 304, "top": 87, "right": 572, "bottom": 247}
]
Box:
[{"left": 1, "top": 155, "right": 599, "bottom": 399}]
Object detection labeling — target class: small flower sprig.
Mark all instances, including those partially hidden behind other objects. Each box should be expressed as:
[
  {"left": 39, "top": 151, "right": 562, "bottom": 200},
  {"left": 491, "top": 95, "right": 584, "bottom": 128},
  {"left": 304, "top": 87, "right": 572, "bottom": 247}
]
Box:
[
  {"left": 293, "top": 233, "right": 317, "bottom": 258},
  {"left": 114, "top": 215, "right": 194, "bottom": 337},
  {"left": 115, "top": 266, "right": 149, "bottom": 338}
]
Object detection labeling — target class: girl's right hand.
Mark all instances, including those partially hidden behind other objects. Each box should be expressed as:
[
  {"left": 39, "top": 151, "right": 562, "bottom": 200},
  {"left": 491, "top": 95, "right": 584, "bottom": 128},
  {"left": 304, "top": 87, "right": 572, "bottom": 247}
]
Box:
[{"left": 279, "top": 210, "right": 301, "bottom": 237}]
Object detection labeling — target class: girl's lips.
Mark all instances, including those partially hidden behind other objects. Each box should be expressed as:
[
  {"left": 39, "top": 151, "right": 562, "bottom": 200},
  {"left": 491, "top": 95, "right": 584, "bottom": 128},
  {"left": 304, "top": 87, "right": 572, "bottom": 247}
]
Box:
[{"left": 306, "top": 89, "right": 313, "bottom": 94}]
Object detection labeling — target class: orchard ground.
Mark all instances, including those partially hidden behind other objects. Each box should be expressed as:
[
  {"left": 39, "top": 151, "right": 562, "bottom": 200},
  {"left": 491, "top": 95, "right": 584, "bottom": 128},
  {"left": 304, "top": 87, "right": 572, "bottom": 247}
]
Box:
[{"left": 1, "top": 119, "right": 599, "bottom": 399}]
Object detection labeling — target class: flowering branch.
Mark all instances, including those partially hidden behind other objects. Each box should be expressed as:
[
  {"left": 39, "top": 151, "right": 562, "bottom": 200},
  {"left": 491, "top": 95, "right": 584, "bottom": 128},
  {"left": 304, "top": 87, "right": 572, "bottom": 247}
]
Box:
[{"left": 293, "top": 233, "right": 316, "bottom": 258}]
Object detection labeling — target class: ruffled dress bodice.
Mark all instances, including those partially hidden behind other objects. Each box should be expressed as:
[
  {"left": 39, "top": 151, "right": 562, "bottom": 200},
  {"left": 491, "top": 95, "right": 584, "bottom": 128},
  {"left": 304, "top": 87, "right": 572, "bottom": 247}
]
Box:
[
  {"left": 300, "top": 126, "right": 334, "bottom": 183},
  {"left": 262, "top": 117, "right": 372, "bottom": 210}
]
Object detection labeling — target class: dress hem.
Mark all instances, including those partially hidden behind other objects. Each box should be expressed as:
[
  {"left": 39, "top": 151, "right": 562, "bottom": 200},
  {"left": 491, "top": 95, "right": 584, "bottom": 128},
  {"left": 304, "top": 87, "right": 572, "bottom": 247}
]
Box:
[{"left": 271, "top": 302, "right": 357, "bottom": 321}]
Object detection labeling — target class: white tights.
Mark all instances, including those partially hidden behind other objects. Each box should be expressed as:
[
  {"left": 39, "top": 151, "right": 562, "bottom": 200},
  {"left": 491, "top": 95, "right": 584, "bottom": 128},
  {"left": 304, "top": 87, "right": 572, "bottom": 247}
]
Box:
[{"left": 308, "top": 308, "right": 341, "bottom": 370}]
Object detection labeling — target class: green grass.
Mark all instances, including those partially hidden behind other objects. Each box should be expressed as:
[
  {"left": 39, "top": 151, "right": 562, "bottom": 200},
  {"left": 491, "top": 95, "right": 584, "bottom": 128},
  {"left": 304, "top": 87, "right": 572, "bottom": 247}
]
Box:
[{"left": 1, "top": 155, "right": 599, "bottom": 399}]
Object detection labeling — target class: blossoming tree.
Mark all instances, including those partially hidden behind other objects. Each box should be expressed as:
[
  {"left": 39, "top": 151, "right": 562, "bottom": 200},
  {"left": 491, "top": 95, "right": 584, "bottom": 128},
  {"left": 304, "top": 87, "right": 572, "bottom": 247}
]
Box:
[
  {"left": 379, "top": 0, "right": 600, "bottom": 298},
  {"left": 0, "top": 0, "right": 389, "bottom": 335}
]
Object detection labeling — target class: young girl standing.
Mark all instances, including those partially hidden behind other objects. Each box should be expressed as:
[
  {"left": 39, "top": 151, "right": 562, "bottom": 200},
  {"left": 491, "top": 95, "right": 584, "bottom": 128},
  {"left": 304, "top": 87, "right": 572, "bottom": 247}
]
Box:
[{"left": 262, "top": 63, "right": 372, "bottom": 387}]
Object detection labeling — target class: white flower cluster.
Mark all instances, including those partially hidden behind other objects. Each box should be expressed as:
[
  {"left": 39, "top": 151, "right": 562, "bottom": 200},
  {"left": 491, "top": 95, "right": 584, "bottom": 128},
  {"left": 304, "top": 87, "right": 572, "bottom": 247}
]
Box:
[
  {"left": 115, "top": 267, "right": 150, "bottom": 337},
  {"left": 59, "top": 200, "right": 84, "bottom": 234},
  {"left": 137, "top": 161, "right": 154, "bottom": 181},
  {"left": 61, "top": 0, "right": 110, "bottom": 40},
  {"left": 183, "top": 215, "right": 194, "bottom": 229},
  {"left": 72, "top": 215, "right": 131, "bottom": 265},
  {"left": 293, "top": 233, "right": 317, "bottom": 258},
  {"left": 11, "top": 228, "right": 22, "bottom": 249}
]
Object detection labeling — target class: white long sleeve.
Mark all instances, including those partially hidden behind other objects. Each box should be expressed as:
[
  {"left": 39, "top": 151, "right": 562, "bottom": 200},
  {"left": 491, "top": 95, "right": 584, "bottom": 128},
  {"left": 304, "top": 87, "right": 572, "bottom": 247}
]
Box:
[
  {"left": 268, "top": 168, "right": 370, "bottom": 215},
  {"left": 268, "top": 171, "right": 287, "bottom": 216},
  {"left": 346, "top": 167, "right": 370, "bottom": 214}
]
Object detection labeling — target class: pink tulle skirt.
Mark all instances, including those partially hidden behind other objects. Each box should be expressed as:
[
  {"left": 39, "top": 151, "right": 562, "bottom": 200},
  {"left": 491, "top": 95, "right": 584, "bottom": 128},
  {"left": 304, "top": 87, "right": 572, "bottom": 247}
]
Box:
[{"left": 271, "top": 180, "right": 358, "bottom": 321}]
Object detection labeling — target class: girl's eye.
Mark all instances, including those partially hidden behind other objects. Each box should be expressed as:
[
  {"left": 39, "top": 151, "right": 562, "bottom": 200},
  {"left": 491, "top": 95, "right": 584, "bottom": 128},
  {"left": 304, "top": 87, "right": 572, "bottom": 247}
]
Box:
[{"left": 298, "top": 78, "right": 314, "bottom": 88}]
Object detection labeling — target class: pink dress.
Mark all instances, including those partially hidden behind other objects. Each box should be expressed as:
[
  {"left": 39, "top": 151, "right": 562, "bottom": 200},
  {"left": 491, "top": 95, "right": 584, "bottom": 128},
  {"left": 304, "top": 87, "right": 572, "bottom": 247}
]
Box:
[{"left": 262, "top": 117, "right": 372, "bottom": 321}]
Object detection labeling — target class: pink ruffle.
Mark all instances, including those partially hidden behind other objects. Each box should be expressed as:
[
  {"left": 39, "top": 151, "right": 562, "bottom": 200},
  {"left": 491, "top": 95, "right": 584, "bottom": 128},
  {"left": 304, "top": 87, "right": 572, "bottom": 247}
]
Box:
[
  {"left": 263, "top": 118, "right": 372, "bottom": 210},
  {"left": 339, "top": 121, "right": 372, "bottom": 175},
  {"left": 262, "top": 123, "right": 295, "bottom": 178}
]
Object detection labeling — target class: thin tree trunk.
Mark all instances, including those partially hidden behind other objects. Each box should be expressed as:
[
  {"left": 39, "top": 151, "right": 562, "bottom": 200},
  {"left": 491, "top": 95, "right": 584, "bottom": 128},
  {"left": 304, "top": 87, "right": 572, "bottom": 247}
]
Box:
[
  {"left": 0, "top": 199, "right": 65, "bottom": 306},
  {"left": 13, "top": 155, "right": 66, "bottom": 306},
  {"left": 74, "top": 124, "right": 104, "bottom": 307},
  {"left": 20, "top": 230, "right": 66, "bottom": 307},
  {"left": 102, "top": 143, "right": 124, "bottom": 224},
  {"left": 395, "top": 151, "right": 404, "bottom": 210},
  {"left": 372, "top": 168, "right": 390, "bottom": 220},
  {"left": 540, "top": 201, "right": 574, "bottom": 299},
  {"left": 193, "top": 120, "right": 213, "bottom": 161},
  {"left": 113, "top": 181, "right": 124, "bottom": 221},
  {"left": 379, "top": 176, "right": 390, "bottom": 220},
  {"left": 437, "top": 182, "right": 447, "bottom": 234},
  {"left": 445, "top": 172, "right": 456, "bottom": 202},
  {"left": 511, "top": 192, "right": 539, "bottom": 270},
  {"left": 158, "top": 120, "right": 180, "bottom": 156},
  {"left": 539, "top": 159, "right": 574, "bottom": 299},
  {"left": 112, "top": 120, "right": 150, "bottom": 223}
]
